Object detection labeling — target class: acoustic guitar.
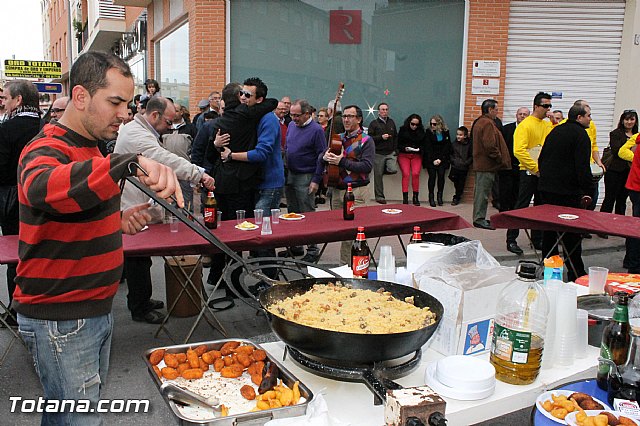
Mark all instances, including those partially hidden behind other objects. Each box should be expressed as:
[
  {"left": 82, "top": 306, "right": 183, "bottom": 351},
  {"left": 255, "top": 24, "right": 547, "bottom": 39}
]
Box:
[{"left": 325, "top": 83, "right": 345, "bottom": 188}]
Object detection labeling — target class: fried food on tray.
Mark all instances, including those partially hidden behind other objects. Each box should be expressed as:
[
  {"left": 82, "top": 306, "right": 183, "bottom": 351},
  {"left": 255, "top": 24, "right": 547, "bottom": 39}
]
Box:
[
  {"left": 240, "top": 385, "right": 256, "bottom": 400},
  {"left": 181, "top": 368, "right": 204, "bottom": 380},
  {"left": 268, "top": 282, "right": 436, "bottom": 334},
  {"left": 580, "top": 398, "right": 605, "bottom": 410},
  {"left": 187, "top": 348, "right": 200, "bottom": 368},
  {"left": 149, "top": 349, "right": 165, "bottom": 366},
  {"left": 281, "top": 212, "right": 302, "bottom": 219},
  {"left": 163, "top": 353, "right": 179, "bottom": 368},
  {"left": 161, "top": 367, "right": 179, "bottom": 380},
  {"left": 236, "top": 221, "right": 257, "bottom": 229},
  {"left": 542, "top": 393, "right": 579, "bottom": 420}
]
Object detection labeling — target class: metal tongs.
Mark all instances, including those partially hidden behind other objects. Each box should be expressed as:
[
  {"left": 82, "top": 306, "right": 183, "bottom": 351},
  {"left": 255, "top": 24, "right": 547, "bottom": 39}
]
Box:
[{"left": 160, "top": 382, "right": 222, "bottom": 412}]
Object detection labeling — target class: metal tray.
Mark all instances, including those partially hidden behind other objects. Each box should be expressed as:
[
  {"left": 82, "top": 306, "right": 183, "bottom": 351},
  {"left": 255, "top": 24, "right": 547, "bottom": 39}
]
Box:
[{"left": 143, "top": 338, "right": 313, "bottom": 425}]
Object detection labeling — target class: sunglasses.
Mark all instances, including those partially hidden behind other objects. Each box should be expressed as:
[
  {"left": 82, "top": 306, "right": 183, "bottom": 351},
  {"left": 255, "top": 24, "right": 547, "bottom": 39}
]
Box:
[
  {"left": 52, "top": 108, "right": 65, "bottom": 113},
  {"left": 410, "top": 122, "right": 419, "bottom": 126},
  {"left": 538, "top": 103, "right": 552, "bottom": 109},
  {"left": 430, "top": 122, "right": 437, "bottom": 126},
  {"left": 624, "top": 109, "right": 637, "bottom": 114},
  {"left": 239, "top": 90, "right": 253, "bottom": 98}
]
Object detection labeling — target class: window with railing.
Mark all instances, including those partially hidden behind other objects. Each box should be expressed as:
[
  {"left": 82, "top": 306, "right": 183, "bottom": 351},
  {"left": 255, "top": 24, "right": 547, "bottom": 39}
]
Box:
[{"left": 99, "top": 0, "right": 125, "bottom": 20}]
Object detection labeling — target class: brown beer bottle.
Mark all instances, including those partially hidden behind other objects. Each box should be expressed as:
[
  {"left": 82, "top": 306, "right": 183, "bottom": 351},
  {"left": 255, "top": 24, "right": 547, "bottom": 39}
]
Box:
[
  {"left": 204, "top": 191, "right": 218, "bottom": 229},
  {"left": 351, "top": 226, "right": 369, "bottom": 279},
  {"left": 597, "top": 292, "right": 631, "bottom": 390},
  {"left": 343, "top": 183, "right": 355, "bottom": 220},
  {"left": 410, "top": 226, "right": 422, "bottom": 244}
]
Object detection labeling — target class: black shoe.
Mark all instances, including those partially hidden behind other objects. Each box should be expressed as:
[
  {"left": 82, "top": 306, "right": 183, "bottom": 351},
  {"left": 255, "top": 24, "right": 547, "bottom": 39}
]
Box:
[
  {"left": 316, "top": 197, "right": 326, "bottom": 205},
  {"left": 149, "top": 299, "right": 164, "bottom": 310},
  {"left": 279, "top": 202, "right": 287, "bottom": 208},
  {"left": 376, "top": 199, "right": 387, "bottom": 204},
  {"left": 597, "top": 233, "right": 609, "bottom": 239},
  {"left": 473, "top": 220, "right": 494, "bottom": 230},
  {"left": 507, "top": 242, "right": 524, "bottom": 255},
  {"left": 132, "top": 309, "right": 166, "bottom": 324},
  {"left": 300, "top": 253, "right": 320, "bottom": 263},
  {"left": 451, "top": 197, "right": 460, "bottom": 206},
  {"left": 437, "top": 193, "right": 443, "bottom": 206},
  {"left": 581, "top": 233, "right": 592, "bottom": 239}
]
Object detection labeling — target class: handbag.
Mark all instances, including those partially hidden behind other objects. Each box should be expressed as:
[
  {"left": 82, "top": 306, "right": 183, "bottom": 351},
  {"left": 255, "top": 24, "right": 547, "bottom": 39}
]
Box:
[{"left": 601, "top": 146, "right": 613, "bottom": 169}]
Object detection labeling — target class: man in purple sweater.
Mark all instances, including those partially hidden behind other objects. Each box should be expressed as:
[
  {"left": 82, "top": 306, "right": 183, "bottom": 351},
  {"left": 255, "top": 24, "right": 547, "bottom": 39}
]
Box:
[{"left": 284, "top": 99, "right": 327, "bottom": 263}]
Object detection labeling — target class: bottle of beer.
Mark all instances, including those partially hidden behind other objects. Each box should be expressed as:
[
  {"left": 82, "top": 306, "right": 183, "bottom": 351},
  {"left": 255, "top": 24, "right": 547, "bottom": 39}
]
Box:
[
  {"left": 343, "top": 183, "right": 355, "bottom": 220},
  {"left": 351, "top": 226, "right": 369, "bottom": 279},
  {"left": 597, "top": 291, "right": 631, "bottom": 390},
  {"left": 410, "top": 226, "right": 422, "bottom": 244},
  {"left": 203, "top": 191, "right": 218, "bottom": 229}
]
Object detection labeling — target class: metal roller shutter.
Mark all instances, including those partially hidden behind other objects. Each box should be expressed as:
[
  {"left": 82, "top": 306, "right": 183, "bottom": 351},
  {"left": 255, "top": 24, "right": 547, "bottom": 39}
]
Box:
[{"left": 503, "top": 0, "right": 625, "bottom": 203}]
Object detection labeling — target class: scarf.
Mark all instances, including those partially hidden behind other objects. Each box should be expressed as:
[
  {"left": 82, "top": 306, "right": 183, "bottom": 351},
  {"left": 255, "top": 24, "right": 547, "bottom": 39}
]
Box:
[{"left": 8, "top": 105, "right": 41, "bottom": 120}]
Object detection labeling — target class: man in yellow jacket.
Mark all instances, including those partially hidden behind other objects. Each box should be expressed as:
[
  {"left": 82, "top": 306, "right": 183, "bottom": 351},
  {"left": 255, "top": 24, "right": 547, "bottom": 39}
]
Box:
[{"left": 506, "top": 92, "right": 558, "bottom": 254}]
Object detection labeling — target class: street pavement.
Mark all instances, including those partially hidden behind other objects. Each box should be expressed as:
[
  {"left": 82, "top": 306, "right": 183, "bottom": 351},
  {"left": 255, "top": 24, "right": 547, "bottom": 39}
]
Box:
[{"left": 0, "top": 197, "right": 628, "bottom": 425}]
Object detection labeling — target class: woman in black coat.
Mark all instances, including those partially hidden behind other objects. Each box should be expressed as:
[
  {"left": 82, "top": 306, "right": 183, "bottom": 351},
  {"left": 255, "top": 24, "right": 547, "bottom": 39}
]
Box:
[
  {"left": 423, "top": 114, "right": 452, "bottom": 206},
  {"left": 601, "top": 109, "right": 638, "bottom": 215}
]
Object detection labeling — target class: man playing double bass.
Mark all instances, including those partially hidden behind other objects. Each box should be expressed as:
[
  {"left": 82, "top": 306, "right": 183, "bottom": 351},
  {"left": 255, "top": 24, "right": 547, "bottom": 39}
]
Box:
[{"left": 310, "top": 104, "right": 375, "bottom": 265}]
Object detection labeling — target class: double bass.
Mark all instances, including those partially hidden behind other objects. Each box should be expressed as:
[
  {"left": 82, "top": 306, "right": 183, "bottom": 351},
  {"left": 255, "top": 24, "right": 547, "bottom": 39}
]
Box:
[{"left": 325, "top": 83, "right": 345, "bottom": 188}]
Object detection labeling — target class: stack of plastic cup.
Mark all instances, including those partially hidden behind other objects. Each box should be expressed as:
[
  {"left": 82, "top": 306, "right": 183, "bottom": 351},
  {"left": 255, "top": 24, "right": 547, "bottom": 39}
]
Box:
[
  {"left": 377, "top": 245, "right": 396, "bottom": 282},
  {"left": 541, "top": 279, "right": 562, "bottom": 369},
  {"left": 261, "top": 216, "right": 272, "bottom": 235},
  {"left": 254, "top": 209, "right": 263, "bottom": 225},
  {"left": 554, "top": 285, "right": 578, "bottom": 366},
  {"left": 576, "top": 309, "right": 589, "bottom": 358}
]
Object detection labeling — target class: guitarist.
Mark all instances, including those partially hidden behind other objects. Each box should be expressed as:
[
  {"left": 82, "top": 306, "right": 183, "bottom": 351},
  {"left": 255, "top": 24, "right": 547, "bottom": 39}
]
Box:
[{"left": 310, "top": 105, "right": 375, "bottom": 265}]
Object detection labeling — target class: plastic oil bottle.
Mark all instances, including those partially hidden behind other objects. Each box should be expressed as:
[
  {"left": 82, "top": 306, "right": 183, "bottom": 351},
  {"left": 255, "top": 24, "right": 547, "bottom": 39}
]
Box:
[{"left": 490, "top": 261, "right": 549, "bottom": 385}]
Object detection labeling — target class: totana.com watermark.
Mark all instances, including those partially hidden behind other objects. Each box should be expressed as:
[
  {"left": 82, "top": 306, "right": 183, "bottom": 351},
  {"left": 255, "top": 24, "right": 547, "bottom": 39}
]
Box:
[{"left": 9, "top": 396, "right": 150, "bottom": 413}]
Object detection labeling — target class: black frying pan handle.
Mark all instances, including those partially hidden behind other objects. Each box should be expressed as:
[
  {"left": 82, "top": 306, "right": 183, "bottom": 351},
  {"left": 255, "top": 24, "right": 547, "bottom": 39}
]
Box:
[
  {"left": 361, "top": 370, "right": 402, "bottom": 405},
  {"left": 124, "top": 176, "right": 245, "bottom": 265}
]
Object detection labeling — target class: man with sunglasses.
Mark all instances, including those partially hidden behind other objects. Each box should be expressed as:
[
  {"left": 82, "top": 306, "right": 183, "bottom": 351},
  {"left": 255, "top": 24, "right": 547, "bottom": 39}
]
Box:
[
  {"left": 49, "top": 96, "right": 69, "bottom": 122},
  {"left": 115, "top": 95, "right": 215, "bottom": 324},
  {"left": 506, "top": 92, "right": 558, "bottom": 255}
]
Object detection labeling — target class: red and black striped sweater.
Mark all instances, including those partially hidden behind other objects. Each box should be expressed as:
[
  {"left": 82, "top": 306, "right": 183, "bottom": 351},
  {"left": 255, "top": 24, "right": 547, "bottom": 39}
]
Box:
[{"left": 13, "top": 123, "right": 137, "bottom": 320}]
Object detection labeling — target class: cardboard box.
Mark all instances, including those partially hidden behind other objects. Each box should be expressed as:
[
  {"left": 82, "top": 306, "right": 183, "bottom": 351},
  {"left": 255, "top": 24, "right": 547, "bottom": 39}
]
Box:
[{"left": 413, "top": 242, "right": 515, "bottom": 356}]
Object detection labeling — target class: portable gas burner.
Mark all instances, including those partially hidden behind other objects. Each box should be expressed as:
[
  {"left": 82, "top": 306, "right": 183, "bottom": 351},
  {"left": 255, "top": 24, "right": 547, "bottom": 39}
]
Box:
[{"left": 284, "top": 345, "right": 422, "bottom": 405}]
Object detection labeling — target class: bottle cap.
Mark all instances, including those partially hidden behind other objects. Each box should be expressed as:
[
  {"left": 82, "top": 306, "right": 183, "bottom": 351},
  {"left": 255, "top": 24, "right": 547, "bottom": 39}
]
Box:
[{"left": 357, "top": 226, "right": 364, "bottom": 232}]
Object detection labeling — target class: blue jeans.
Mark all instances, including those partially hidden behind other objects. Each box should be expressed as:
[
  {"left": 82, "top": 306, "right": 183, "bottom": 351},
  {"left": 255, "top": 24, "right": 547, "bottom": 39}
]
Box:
[
  {"left": 17, "top": 313, "right": 113, "bottom": 426},
  {"left": 254, "top": 187, "right": 283, "bottom": 215}
]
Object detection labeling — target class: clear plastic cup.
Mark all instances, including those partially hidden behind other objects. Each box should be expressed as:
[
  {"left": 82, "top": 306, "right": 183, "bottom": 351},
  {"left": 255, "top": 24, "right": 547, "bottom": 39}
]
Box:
[
  {"left": 236, "top": 209, "right": 245, "bottom": 225},
  {"left": 254, "top": 209, "right": 263, "bottom": 225},
  {"left": 576, "top": 309, "right": 588, "bottom": 358},
  {"left": 271, "top": 208, "right": 280, "bottom": 224},
  {"left": 169, "top": 215, "right": 179, "bottom": 233},
  {"left": 217, "top": 211, "right": 222, "bottom": 227},
  {"left": 261, "top": 216, "right": 272, "bottom": 235},
  {"left": 589, "top": 266, "right": 609, "bottom": 294}
]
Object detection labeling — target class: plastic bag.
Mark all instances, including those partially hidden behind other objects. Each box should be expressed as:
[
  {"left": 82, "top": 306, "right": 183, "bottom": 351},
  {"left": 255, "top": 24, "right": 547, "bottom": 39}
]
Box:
[{"left": 414, "top": 240, "right": 513, "bottom": 291}]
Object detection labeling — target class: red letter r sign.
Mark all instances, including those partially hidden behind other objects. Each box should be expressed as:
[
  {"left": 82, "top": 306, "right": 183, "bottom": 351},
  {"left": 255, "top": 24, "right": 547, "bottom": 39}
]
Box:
[{"left": 329, "top": 10, "right": 362, "bottom": 44}]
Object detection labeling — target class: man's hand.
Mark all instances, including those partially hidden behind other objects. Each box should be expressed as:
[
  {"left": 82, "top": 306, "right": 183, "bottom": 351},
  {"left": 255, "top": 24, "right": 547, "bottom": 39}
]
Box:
[
  {"left": 382, "top": 133, "right": 390, "bottom": 140},
  {"left": 136, "top": 156, "right": 184, "bottom": 208},
  {"left": 214, "top": 130, "right": 230, "bottom": 149},
  {"left": 201, "top": 173, "right": 215, "bottom": 191},
  {"left": 220, "top": 146, "right": 231, "bottom": 162},
  {"left": 547, "top": 111, "right": 559, "bottom": 125},
  {"left": 433, "top": 159, "right": 441, "bottom": 166},
  {"left": 121, "top": 203, "right": 152, "bottom": 235},
  {"left": 309, "top": 182, "right": 319, "bottom": 194},
  {"left": 323, "top": 149, "right": 343, "bottom": 165}
]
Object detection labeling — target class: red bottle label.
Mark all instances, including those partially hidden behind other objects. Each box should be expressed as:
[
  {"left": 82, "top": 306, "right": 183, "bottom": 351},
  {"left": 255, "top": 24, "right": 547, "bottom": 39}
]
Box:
[
  {"left": 352, "top": 255, "right": 369, "bottom": 278},
  {"left": 204, "top": 207, "right": 217, "bottom": 225},
  {"left": 347, "top": 200, "right": 355, "bottom": 213}
]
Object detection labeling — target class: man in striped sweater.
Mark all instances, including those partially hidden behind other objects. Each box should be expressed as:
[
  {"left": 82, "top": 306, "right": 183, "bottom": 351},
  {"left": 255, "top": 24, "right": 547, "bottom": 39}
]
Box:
[{"left": 13, "top": 51, "right": 183, "bottom": 425}]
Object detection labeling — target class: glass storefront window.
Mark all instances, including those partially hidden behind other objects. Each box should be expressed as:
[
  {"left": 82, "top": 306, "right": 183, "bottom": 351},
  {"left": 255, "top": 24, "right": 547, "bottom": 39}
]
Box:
[
  {"left": 230, "top": 0, "right": 464, "bottom": 129},
  {"left": 155, "top": 22, "right": 189, "bottom": 109}
]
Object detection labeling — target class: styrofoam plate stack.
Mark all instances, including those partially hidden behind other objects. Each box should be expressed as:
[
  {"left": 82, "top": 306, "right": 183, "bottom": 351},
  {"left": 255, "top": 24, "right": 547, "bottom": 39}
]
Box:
[{"left": 425, "top": 355, "right": 496, "bottom": 400}]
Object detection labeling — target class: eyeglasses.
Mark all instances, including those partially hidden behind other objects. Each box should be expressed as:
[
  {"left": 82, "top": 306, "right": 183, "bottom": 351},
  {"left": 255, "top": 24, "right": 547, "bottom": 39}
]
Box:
[
  {"left": 624, "top": 109, "right": 637, "bottom": 114},
  {"left": 342, "top": 114, "right": 357, "bottom": 119},
  {"left": 410, "top": 122, "right": 419, "bottom": 126},
  {"left": 239, "top": 90, "right": 253, "bottom": 98},
  {"left": 52, "top": 108, "right": 65, "bottom": 113},
  {"left": 290, "top": 113, "right": 305, "bottom": 118},
  {"left": 537, "top": 103, "right": 553, "bottom": 109}
]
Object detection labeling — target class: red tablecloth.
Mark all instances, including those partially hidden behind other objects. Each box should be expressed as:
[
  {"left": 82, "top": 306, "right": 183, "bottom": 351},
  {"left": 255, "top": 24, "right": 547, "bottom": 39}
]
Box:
[
  {"left": 490, "top": 205, "right": 640, "bottom": 239},
  {"left": 0, "top": 204, "right": 470, "bottom": 263}
]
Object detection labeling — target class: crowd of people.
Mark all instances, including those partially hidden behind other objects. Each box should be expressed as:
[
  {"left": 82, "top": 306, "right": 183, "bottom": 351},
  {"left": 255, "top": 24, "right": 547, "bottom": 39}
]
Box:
[{"left": 1, "top": 50, "right": 640, "bottom": 424}]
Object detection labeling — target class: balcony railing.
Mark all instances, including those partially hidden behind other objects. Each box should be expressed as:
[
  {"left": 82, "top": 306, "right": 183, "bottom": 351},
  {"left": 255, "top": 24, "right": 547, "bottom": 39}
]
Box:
[{"left": 99, "top": 0, "right": 125, "bottom": 20}]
